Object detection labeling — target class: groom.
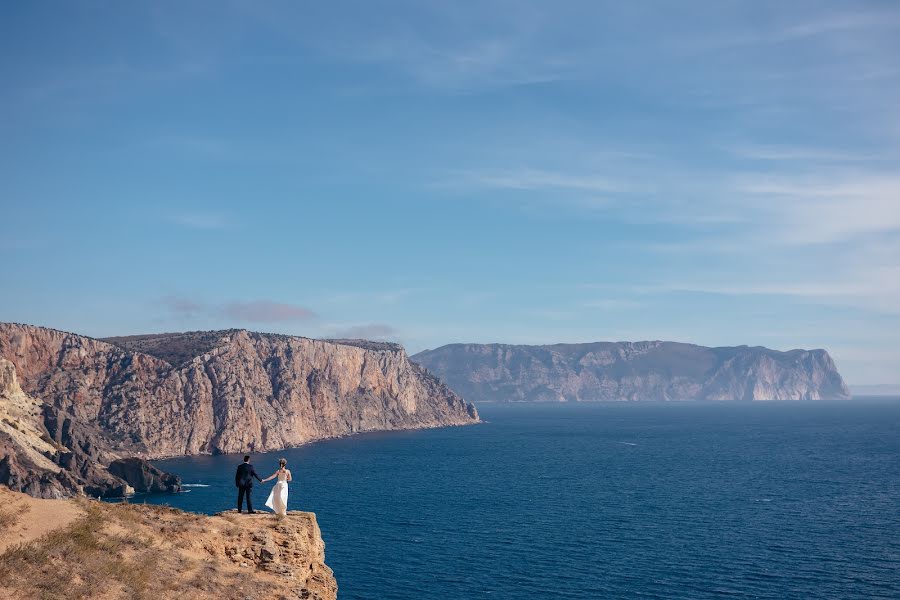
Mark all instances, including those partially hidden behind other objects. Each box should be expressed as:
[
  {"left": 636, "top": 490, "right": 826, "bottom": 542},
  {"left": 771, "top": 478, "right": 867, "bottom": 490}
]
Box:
[{"left": 235, "top": 455, "right": 263, "bottom": 513}]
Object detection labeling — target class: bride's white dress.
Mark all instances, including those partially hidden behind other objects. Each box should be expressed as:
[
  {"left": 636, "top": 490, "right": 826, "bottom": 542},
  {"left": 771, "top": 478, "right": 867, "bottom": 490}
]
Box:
[{"left": 265, "top": 470, "right": 289, "bottom": 515}]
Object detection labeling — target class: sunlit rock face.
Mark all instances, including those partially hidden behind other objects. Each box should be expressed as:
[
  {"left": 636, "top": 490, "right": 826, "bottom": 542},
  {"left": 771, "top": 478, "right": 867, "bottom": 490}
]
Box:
[
  {"left": 0, "top": 356, "right": 143, "bottom": 498},
  {"left": 0, "top": 323, "right": 478, "bottom": 462},
  {"left": 413, "top": 341, "right": 851, "bottom": 402}
]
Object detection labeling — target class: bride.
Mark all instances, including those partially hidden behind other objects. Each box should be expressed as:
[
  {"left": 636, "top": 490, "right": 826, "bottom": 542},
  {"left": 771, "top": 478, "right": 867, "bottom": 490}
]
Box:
[{"left": 261, "top": 458, "right": 292, "bottom": 516}]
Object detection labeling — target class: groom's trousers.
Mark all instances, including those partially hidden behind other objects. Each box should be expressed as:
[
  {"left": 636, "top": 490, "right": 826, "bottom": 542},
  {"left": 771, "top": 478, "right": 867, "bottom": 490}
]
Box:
[{"left": 237, "top": 485, "right": 254, "bottom": 512}]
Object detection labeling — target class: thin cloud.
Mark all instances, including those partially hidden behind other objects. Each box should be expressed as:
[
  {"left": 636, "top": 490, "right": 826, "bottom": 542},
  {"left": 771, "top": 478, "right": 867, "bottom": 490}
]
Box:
[
  {"left": 628, "top": 265, "right": 900, "bottom": 315},
  {"left": 8, "top": 57, "right": 213, "bottom": 107},
  {"left": 167, "top": 213, "right": 232, "bottom": 230},
  {"left": 222, "top": 301, "right": 317, "bottom": 323},
  {"left": 160, "top": 297, "right": 317, "bottom": 323},
  {"left": 736, "top": 173, "right": 900, "bottom": 244},
  {"left": 298, "top": 19, "right": 573, "bottom": 92},
  {"left": 779, "top": 10, "right": 900, "bottom": 40},
  {"left": 457, "top": 168, "right": 631, "bottom": 193},
  {"left": 325, "top": 288, "right": 429, "bottom": 306},
  {"left": 728, "top": 144, "right": 874, "bottom": 162},
  {"left": 154, "top": 134, "right": 232, "bottom": 159},
  {"left": 329, "top": 323, "right": 397, "bottom": 340},
  {"left": 160, "top": 295, "right": 204, "bottom": 318},
  {"left": 684, "top": 8, "right": 900, "bottom": 51},
  {"left": 582, "top": 299, "right": 642, "bottom": 310},
  {"left": 442, "top": 165, "right": 747, "bottom": 225}
]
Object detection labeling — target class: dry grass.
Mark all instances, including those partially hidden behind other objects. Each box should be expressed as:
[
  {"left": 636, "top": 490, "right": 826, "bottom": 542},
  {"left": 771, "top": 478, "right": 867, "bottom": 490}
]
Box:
[
  {"left": 0, "top": 503, "right": 160, "bottom": 600},
  {"left": 0, "top": 495, "right": 333, "bottom": 600},
  {"left": 0, "top": 501, "right": 29, "bottom": 528}
]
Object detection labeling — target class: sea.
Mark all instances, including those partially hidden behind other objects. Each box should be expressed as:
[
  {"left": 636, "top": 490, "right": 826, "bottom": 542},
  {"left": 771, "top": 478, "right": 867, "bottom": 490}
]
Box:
[{"left": 137, "top": 400, "right": 900, "bottom": 599}]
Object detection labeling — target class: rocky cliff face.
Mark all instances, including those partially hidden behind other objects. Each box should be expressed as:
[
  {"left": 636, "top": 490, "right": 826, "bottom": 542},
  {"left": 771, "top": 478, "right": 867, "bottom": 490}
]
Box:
[
  {"left": 0, "top": 323, "right": 477, "bottom": 483},
  {"left": 0, "top": 356, "right": 182, "bottom": 498},
  {"left": 412, "top": 341, "right": 851, "bottom": 402}
]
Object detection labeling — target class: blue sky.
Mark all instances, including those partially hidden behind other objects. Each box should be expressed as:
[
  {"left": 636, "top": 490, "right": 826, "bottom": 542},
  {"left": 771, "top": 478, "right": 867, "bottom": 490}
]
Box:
[{"left": 2, "top": 1, "right": 899, "bottom": 384}]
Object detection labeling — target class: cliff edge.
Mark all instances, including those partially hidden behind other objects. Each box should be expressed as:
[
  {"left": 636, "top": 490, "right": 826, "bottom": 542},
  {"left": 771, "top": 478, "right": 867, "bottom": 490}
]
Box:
[{"left": 0, "top": 486, "right": 336, "bottom": 599}]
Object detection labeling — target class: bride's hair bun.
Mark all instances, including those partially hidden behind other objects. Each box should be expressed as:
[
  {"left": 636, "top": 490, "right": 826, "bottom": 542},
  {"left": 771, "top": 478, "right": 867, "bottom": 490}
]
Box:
[{"left": 279, "top": 458, "right": 287, "bottom": 467}]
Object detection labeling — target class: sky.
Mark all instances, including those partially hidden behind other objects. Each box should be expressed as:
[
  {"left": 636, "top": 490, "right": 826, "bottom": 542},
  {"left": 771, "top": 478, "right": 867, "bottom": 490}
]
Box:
[{"left": 1, "top": 1, "right": 899, "bottom": 385}]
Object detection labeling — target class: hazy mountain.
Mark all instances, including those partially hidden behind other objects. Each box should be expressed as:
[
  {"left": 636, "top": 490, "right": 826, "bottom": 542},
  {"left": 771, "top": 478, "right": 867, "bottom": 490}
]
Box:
[{"left": 413, "top": 341, "right": 850, "bottom": 402}]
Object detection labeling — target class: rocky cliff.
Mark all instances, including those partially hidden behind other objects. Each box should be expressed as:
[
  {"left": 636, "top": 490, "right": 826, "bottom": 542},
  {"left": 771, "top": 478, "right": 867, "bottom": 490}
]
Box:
[
  {"left": 0, "top": 486, "right": 337, "bottom": 600},
  {"left": 0, "top": 323, "right": 478, "bottom": 496},
  {"left": 0, "top": 357, "right": 182, "bottom": 498},
  {"left": 412, "top": 341, "right": 851, "bottom": 402}
]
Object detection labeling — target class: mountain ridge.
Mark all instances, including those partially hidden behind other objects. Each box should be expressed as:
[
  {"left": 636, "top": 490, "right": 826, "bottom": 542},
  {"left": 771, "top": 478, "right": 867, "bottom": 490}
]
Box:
[
  {"left": 0, "top": 322, "right": 478, "bottom": 497},
  {"left": 412, "top": 341, "right": 851, "bottom": 402}
]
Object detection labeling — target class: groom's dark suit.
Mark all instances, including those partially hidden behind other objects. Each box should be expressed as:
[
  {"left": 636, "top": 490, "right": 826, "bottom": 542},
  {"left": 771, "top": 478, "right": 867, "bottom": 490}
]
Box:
[{"left": 235, "top": 462, "right": 262, "bottom": 513}]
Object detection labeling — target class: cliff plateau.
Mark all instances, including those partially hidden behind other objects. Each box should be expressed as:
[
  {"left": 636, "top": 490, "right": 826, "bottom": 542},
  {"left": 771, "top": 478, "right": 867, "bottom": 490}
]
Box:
[
  {"left": 412, "top": 341, "right": 851, "bottom": 402},
  {"left": 0, "top": 486, "right": 337, "bottom": 600}
]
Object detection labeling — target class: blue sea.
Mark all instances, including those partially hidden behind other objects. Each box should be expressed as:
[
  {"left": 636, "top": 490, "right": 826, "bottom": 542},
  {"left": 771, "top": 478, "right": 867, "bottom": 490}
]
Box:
[{"left": 141, "top": 400, "right": 900, "bottom": 599}]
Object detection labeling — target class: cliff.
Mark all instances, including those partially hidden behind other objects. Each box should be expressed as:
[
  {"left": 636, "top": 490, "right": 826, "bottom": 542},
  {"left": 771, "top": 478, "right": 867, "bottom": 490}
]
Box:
[
  {"left": 0, "top": 323, "right": 477, "bottom": 496},
  {"left": 0, "top": 356, "right": 182, "bottom": 498},
  {"left": 0, "top": 486, "right": 336, "bottom": 600},
  {"left": 412, "top": 341, "right": 851, "bottom": 402}
]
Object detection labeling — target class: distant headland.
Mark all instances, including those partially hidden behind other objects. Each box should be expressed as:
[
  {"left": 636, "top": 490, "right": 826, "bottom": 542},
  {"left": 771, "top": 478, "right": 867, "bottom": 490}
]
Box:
[{"left": 413, "top": 341, "right": 851, "bottom": 402}]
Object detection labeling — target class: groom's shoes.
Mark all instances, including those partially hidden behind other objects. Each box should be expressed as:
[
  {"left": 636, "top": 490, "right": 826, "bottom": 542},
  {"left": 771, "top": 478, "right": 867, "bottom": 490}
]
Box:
[{"left": 248, "top": 510, "right": 256, "bottom": 514}]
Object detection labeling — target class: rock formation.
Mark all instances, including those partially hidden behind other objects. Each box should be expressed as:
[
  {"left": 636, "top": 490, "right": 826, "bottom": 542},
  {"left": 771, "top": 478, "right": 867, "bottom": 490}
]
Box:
[
  {"left": 0, "top": 323, "right": 478, "bottom": 496},
  {"left": 0, "top": 357, "right": 180, "bottom": 498},
  {"left": 412, "top": 341, "right": 851, "bottom": 402},
  {"left": 107, "top": 457, "right": 182, "bottom": 493}
]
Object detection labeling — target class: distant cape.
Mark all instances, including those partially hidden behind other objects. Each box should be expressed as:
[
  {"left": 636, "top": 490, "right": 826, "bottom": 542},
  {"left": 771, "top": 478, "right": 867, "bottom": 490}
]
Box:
[{"left": 412, "top": 341, "right": 851, "bottom": 402}]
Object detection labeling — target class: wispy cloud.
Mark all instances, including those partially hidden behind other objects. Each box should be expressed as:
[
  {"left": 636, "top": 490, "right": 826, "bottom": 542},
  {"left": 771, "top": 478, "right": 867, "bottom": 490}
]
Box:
[
  {"left": 684, "top": 8, "right": 900, "bottom": 51},
  {"left": 456, "top": 168, "right": 632, "bottom": 193},
  {"left": 153, "top": 134, "right": 232, "bottom": 159},
  {"left": 325, "top": 288, "right": 429, "bottom": 306},
  {"left": 520, "top": 309, "right": 578, "bottom": 322},
  {"left": 736, "top": 173, "right": 900, "bottom": 244},
  {"left": 609, "top": 263, "right": 900, "bottom": 316},
  {"left": 451, "top": 160, "right": 900, "bottom": 245},
  {"left": 167, "top": 213, "right": 232, "bottom": 230},
  {"left": 328, "top": 323, "right": 397, "bottom": 340},
  {"left": 358, "top": 36, "right": 570, "bottom": 91},
  {"left": 770, "top": 10, "right": 900, "bottom": 42},
  {"left": 241, "top": 1, "right": 580, "bottom": 93},
  {"left": 160, "top": 295, "right": 204, "bottom": 318},
  {"left": 727, "top": 144, "right": 875, "bottom": 162},
  {"left": 443, "top": 164, "right": 750, "bottom": 225},
  {"left": 160, "top": 297, "right": 317, "bottom": 323},
  {"left": 221, "top": 301, "right": 316, "bottom": 322},
  {"left": 8, "top": 60, "right": 213, "bottom": 108},
  {"left": 582, "top": 299, "right": 642, "bottom": 310}
]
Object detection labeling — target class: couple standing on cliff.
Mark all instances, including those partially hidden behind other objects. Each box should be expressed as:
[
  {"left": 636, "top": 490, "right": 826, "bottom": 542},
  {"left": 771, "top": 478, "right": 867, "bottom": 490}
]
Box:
[{"left": 235, "top": 455, "right": 292, "bottom": 516}]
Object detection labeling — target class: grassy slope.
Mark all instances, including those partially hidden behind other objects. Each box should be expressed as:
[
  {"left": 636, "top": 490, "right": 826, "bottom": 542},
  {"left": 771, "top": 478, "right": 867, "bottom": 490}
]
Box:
[{"left": 0, "top": 487, "right": 336, "bottom": 600}]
